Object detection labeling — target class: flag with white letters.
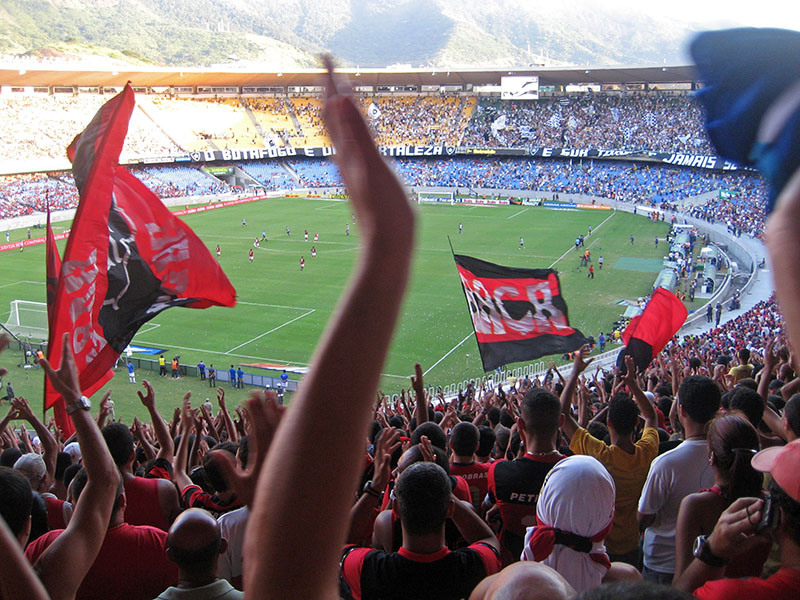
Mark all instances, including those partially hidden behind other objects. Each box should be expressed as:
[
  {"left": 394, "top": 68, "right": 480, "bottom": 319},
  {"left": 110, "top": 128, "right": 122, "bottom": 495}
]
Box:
[{"left": 453, "top": 254, "right": 587, "bottom": 371}]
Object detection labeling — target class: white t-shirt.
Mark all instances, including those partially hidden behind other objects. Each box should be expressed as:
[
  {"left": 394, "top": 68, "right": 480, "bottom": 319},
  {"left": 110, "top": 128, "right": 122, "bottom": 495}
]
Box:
[
  {"left": 217, "top": 505, "right": 250, "bottom": 587},
  {"left": 637, "top": 439, "right": 713, "bottom": 574}
]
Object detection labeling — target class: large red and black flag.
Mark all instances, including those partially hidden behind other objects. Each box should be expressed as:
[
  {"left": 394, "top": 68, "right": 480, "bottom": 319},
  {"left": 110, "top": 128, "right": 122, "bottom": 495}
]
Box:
[
  {"left": 454, "top": 254, "right": 588, "bottom": 371},
  {"left": 617, "top": 287, "right": 687, "bottom": 373},
  {"left": 45, "top": 84, "right": 236, "bottom": 417},
  {"left": 45, "top": 208, "right": 77, "bottom": 438}
]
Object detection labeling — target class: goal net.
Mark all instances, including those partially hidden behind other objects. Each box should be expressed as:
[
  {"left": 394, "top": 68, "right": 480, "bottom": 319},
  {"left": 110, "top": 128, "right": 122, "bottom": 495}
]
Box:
[
  {"left": 4, "top": 300, "right": 48, "bottom": 340},
  {"left": 416, "top": 190, "right": 455, "bottom": 204}
]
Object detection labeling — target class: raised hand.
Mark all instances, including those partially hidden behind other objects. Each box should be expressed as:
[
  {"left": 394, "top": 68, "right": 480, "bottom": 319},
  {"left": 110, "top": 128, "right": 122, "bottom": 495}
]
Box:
[
  {"left": 372, "top": 427, "right": 401, "bottom": 492},
  {"left": 209, "top": 389, "right": 285, "bottom": 506},
  {"left": 572, "top": 344, "right": 594, "bottom": 375},
  {"left": 137, "top": 381, "right": 155, "bottom": 409},
  {"left": 39, "top": 332, "right": 81, "bottom": 404}
]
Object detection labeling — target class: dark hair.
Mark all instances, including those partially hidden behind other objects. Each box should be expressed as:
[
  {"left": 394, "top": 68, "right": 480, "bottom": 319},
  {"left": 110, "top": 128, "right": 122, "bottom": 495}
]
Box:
[
  {"left": 28, "top": 492, "right": 48, "bottom": 546},
  {"left": 678, "top": 375, "right": 721, "bottom": 425},
  {"left": 769, "top": 478, "right": 800, "bottom": 547},
  {"left": 654, "top": 385, "right": 672, "bottom": 398},
  {"left": 101, "top": 422, "right": 135, "bottom": 467},
  {"left": 476, "top": 426, "right": 496, "bottom": 458},
  {"left": 368, "top": 421, "right": 383, "bottom": 447},
  {"left": 0, "top": 447, "right": 22, "bottom": 468},
  {"left": 738, "top": 348, "right": 751, "bottom": 362},
  {"left": 387, "top": 415, "right": 405, "bottom": 430},
  {"left": 411, "top": 422, "right": 447, "bottom": 451},
  {"left": 63, "top": 463, "right": 82, "bottom": 490},
  {"left": 736, "top": 378, "right": 758, "bottom": 391},
  {"left": 395, "top": 462, "right": 451, "bottom": 536},
  {"left": 71, "top": 468, "right": 124, "bottom": 514},
  {"left": 587, "top": 421, "right": 609, "bottom": 443},
  {"left": 708, "top": 413, "right": 762, "bottom": 500},
  {"left": 521, "top": 387, "right": 562, "bottom": 439},
  {"left": 729, "top": 387, "right": 765, "bottom": 427},
  {"left": 54, "top": 452, "right": 72, "bottom": 482},
  {"left": 689, "top": 357, "right": 702, "bottom": 371},
  {"left": 237, "top": 436, "right": 249, "bottom": 469},
  {"left": 0, "top": 467, "right": 33, "bottom": 536},
  {"left": 203, "top": 441, "right": 238, "bottom": 493},
  {"left": 450, "top": 422, "right": 479, "bottom": 456},
  {"left": 785, "top": 395, "right": 800, "bottom": 438},
  {"left": 486, "top": 406, "right": 501, "bottom": 428},
  {"left": 607, "top": 393, "right": 639, "bottom": 437},
  {"left": 499, "top": 409, "right": 516, "bottom": 429},
  {"left": 400, "top": 444, "right": 450, "bottom": 475}
]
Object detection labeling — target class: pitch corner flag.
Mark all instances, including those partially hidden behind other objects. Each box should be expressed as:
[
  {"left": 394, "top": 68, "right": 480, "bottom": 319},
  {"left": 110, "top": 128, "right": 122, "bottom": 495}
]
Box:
[
  {"left": 45, "top": 84, "right": 236, "bottom": 416},
  {"left": 617, "top": 287, "right": 688, "bottom": 374},
  {"left": 454, "top": 254, "right": 587, "bottom": 372}
]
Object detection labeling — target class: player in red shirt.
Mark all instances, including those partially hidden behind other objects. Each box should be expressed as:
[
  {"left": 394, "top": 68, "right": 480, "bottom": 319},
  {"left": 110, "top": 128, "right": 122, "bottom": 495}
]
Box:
[
  {"left": 300, "top": 256, "right": 305, "bottom": 271},
  {"left": 216, "top": 244, "right": 221, "bottom": 258},
  {"left": 311, "top": 246, "right": 317, "bottom": 258},
  {"left": 249, "top": 249, "right": 254, "bottom": 263}
]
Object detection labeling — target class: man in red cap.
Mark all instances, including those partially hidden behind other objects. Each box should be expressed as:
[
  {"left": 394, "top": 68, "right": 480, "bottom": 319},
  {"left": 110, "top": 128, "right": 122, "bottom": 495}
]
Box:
[{"left": 675, "top": 439, "right": 800, "bottom": 598}]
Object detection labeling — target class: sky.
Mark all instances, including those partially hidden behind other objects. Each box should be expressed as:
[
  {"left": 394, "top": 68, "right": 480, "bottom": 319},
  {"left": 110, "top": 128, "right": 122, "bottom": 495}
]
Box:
[{"left": 604, "top": 0, "right": 800, "bottom": 31}]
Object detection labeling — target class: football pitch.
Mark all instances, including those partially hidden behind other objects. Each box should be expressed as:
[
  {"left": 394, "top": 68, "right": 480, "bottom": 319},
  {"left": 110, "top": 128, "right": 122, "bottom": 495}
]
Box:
[{"left": 0, "top": 197, "right": 669, "bottom": 419}]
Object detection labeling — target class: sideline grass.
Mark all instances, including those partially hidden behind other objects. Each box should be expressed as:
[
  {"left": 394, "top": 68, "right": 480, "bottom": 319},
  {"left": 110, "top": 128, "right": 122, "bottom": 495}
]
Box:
[{"left": 0, "top": 197, "right": 669, "bottom": 422}]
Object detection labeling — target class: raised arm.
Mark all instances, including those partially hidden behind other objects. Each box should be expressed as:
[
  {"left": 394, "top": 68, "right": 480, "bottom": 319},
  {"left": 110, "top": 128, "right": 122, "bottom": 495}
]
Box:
[
  {"left": 243, "top": 57, "right": 416, "bottom": 600},
  {"left": 172, "top": 394, "right": 194, "bottom": 493},
  {"left": 559, "top": 346, "right": 593, "bottom": 438},
  {"left": 137, "top": 380, "right": 175, "bottom": 462},
  {"left": 411, "top": 363, "right": 428, "bottom": 428},
  {"left": 216, "top": 387, "right": 239, "bottom": 443},
  {"left": 622, "top": 356, "right": 657, "bottom": 430},
  {"left": 13, "top": 397, "right": 59, "bottom": 490},
  {"left": 37, "top": 335, "right": 120, "bottom": 600}
]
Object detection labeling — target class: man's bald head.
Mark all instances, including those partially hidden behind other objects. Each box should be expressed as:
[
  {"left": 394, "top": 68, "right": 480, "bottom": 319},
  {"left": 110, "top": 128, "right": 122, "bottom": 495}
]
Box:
[
  {"left": 166, "top": 508, "right": 226, "bottom": 577},
  {"left": 469, "top": 562, "right": 576, "bottom": 600}
]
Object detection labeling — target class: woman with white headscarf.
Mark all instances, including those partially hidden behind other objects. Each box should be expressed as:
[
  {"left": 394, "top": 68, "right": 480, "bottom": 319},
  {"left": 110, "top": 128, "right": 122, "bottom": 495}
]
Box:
[{"left": 521, "top": 455, "right": 639, "bottom": 594}]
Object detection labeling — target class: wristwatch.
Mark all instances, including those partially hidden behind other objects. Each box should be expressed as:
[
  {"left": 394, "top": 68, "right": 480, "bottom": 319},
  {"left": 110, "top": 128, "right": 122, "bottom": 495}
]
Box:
[
  {"left": 66, "top": 395, "right": 92, "bottom": 415},
  {"left": 693, "top": 535, "right": 728, "bottom": 567},
  {"left": 362, "top": 480, "right": 383, "bottom": 500}
]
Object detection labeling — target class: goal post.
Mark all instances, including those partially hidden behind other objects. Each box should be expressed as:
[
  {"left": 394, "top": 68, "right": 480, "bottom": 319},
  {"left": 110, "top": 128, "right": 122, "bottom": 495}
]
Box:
[
  {"left": 4, "top": 300, "right": 49, "bottom": 341},
  {"left": 415, "top": 190, "right": 455, "bottom": 204}
]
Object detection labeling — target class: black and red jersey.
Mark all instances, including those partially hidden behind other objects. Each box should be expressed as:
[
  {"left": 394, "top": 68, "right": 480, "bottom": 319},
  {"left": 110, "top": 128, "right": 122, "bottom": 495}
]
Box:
[
  {"left": 487, "top": 453, "right": 564, "bottom": 563},
  {"left": 340, "top": 542, "right": 500, "bottom": 600}
]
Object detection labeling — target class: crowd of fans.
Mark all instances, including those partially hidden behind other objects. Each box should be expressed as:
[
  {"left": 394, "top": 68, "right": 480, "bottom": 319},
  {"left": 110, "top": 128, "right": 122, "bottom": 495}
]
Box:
[
  {"left": 0, "top": 91, "right": 718, "bottom": 161},
  {"left": 1, "top": 293, "right": 796, "bottom": 599},
  {"left": 0, "top": 65, "right": 797, "bottom": 600},
  {"left": 462, "top": 94, "right": 713, "bottom": 154},
  {"left": 0, "top": 156, "right": 767, "bottom": 237}
]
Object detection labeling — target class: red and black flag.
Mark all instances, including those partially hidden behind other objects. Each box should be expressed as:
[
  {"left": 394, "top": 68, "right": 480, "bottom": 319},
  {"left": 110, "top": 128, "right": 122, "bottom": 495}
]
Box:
[
  {"left": 45, "top": 208, "right": 76, "bottom": 438},
  {"left": 454, "top": 254, "right": 588, "bottom": 371},
  {"left": 617, "top": 287, "right": 687, "bottom": 373},
  {"left": 45, "top": 84, "right": 236, "bottom": 416}
]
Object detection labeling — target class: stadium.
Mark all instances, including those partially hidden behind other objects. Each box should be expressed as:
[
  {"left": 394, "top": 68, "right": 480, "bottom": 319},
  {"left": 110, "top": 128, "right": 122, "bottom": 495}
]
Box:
[
  {"left": 0, "top": 62, "right": 770, "bottom": 409},
  {"left": 0, "top": 8, "right": 796, "bottom": 600}
]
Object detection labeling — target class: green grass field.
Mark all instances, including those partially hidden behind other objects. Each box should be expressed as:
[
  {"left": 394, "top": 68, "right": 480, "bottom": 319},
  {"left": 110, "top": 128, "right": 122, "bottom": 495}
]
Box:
[{"left": 0, "top": 197, "right": 670, "bottom": 423}]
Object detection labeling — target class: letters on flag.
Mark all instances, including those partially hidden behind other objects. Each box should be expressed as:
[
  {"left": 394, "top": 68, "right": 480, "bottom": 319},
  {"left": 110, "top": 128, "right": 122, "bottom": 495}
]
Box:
[
  {"left": 454, "top": 254, "right": 588, "bottom": 371},
  {"left": 45, "top": 84, "right": 236, "bottom": 411}
]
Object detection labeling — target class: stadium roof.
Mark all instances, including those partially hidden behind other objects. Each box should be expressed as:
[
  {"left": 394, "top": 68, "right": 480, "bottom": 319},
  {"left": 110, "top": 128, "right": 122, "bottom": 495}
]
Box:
[{"left": 0, "top": 64, "right": 700, "bottom": 89}]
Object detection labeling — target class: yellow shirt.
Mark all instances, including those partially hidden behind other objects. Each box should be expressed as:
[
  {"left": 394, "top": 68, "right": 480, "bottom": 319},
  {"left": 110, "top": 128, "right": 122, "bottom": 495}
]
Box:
[{"left": 570, "top": 426, "right": 660, "bottom": 554}]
